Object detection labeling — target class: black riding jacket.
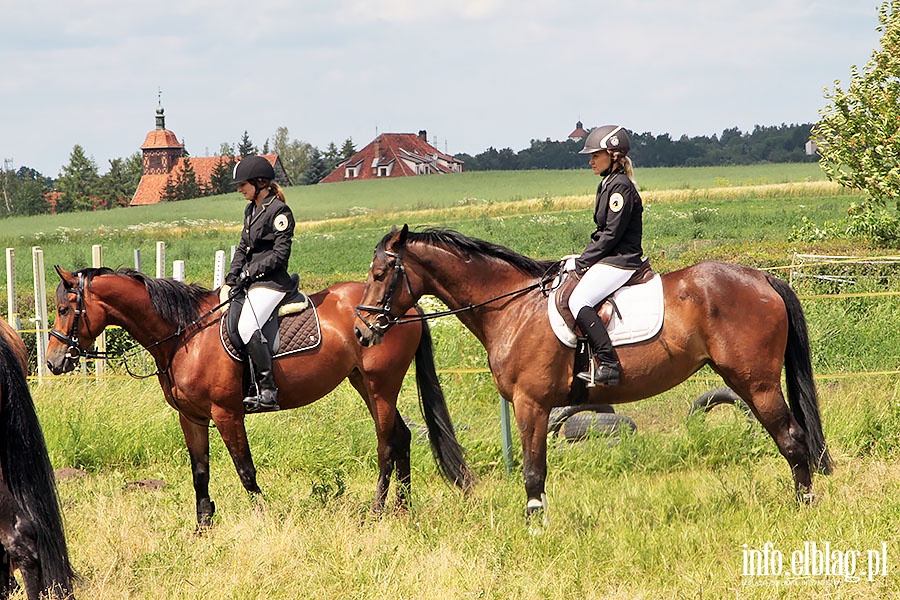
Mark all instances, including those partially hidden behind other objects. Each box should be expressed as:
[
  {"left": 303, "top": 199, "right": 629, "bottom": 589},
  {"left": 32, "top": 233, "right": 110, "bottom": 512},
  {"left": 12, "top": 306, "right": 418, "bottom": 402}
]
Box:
[
  {"left": 575, "top": 169, "right": 644, "bottom": 273},
  {"left": 226, "top": 194, "right": 296, "bottom": 292}
]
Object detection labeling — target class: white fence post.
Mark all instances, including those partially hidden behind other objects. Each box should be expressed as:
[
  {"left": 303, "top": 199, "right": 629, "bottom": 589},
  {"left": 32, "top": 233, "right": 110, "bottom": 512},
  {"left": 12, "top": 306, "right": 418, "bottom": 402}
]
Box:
[
  {"left": 92, "top": 244, "right": 106, "bottom": 376},
  {"left": 213, "top": 250, "right": 226, "bottom": 289},
  {"left": 173, "top": 260, "right": 185, "bottom": 282},
  {"left": 134, "top": 249, "right": 142, "bottom": 272},
  {"left": 32, "top": 247, "right": 48, "bottom": 381},
  {"left": 6, "top": 248, "right": 17, "bottom": 331},
  {"left": 156, "top": 241, "right": 166, "bottom": 278}
]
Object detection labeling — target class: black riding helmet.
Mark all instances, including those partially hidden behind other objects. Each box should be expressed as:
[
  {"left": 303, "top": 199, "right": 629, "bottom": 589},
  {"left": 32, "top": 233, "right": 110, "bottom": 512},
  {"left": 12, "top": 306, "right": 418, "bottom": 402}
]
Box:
[
  {"left": 579, "top": 125, "right": 631, "bottom": 155},
  {"left": 233, "top": 155, "right": 276, "bottom": 184}
]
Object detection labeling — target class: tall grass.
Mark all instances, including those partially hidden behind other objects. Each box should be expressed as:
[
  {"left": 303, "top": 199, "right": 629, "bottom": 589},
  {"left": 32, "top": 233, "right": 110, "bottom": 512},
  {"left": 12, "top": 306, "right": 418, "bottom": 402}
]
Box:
[{"left": 8, "top": 163, "right": 900, "bottom": 598}]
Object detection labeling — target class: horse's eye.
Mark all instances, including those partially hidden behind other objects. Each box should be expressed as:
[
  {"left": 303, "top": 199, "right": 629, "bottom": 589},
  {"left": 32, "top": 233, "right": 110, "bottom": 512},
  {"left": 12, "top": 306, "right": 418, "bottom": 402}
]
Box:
[
  {"left": 373, "top": 267, "right": 388, "bottom": 282},
  {"left": 58, "top": 306, "right": 69, "bottom": 316}
]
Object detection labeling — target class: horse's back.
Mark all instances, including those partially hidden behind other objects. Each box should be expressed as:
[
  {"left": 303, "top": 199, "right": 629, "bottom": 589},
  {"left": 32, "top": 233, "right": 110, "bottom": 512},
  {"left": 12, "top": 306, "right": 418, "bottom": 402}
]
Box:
[{"left": 659, "top": 259, "right": 788, "bottom": 355}]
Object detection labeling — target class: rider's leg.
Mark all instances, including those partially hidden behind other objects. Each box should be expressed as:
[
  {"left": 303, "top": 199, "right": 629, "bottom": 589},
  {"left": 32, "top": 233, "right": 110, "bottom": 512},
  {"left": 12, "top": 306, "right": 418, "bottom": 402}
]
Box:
[
  {"left": 567, "top": 263, "right": 633, "bottom": 386},
  {"left": 238, "top": 286, "right": 286, "bottom": 412}
]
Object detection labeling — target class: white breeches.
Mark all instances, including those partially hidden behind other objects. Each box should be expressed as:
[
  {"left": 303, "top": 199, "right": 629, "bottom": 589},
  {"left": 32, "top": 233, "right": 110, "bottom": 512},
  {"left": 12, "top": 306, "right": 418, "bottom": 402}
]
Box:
[
  {"left": 568, "top": 263, "right": 635, "bottom": 315},
  {"left": 238, "top": 287, "right": 287, "bottom": 343}
]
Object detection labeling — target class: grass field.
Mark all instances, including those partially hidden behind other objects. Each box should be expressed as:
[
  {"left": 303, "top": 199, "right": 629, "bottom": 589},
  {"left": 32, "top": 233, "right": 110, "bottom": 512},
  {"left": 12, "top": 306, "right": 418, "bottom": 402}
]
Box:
[{"left": 7, "top": 164, "right": 900, "bottom": 598}]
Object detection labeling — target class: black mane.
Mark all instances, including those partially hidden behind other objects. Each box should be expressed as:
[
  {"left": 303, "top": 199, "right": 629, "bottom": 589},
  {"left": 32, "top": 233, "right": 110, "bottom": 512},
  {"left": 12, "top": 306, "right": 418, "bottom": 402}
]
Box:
[
  {"left": 76, "top": 267, "right": 211, "bottom": 330},
  {"left": 379, "top": 227, "right": 559, "bottom": 278}
]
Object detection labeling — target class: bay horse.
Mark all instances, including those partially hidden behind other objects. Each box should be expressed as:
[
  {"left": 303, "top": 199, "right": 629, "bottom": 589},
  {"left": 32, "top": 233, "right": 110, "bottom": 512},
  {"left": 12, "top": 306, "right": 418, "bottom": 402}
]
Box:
[
  {"left": 0, "top": 320, "right": 75, "bottom": 599},
  {"left": 46, "top": 267, "right": 472, "bottom": 527},
  {"left": 354, "top": 226, "right": 833, "bottom": 518}
]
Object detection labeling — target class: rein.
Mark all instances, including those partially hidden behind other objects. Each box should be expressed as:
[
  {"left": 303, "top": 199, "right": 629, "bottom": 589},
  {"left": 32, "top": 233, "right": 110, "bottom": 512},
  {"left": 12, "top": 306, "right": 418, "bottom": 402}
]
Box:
[{"left": 355, "top": 249, "right": 559, "bottom": 332}]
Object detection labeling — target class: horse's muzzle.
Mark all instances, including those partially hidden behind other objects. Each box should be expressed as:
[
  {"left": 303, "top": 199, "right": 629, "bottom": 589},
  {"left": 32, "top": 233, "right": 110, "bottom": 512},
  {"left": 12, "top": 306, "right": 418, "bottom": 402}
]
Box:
[
  {"left": 354, "top": 323, "right": 383, "bottom": 347},
  {"left": 46, "top": 346, "right": 79, "bottom": 375}
]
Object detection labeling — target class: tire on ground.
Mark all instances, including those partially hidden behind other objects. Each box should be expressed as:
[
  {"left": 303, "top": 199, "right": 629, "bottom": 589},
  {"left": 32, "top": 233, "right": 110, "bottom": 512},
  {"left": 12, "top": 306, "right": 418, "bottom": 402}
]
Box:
[
  {"left": 559, "top": 411, "right": 637, "bottom": 441},
  {"left": 687, "top": 387, "right": 754, "bottom": 419},
  {"left": 548, "top": 404, "right": 615, "bottom": 434}
]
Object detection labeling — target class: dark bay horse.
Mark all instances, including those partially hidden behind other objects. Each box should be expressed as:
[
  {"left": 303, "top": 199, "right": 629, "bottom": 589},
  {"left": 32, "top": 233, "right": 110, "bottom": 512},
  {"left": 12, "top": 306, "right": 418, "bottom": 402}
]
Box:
[
  {"left": 46, "top": 267, "right": 472, "bottom": 527},
  {"left": 354, "top": 226, "right": 833, "bottom": 517},
  {"left": 0, "top": 320, "right": 75, "bottom": 599}
]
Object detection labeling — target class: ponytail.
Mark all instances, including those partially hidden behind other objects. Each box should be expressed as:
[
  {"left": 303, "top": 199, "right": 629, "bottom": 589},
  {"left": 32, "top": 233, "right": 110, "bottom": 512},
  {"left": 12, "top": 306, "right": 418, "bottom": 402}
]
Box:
[{"left": 269, "top": 182, "right": 286, "bottom": 203}]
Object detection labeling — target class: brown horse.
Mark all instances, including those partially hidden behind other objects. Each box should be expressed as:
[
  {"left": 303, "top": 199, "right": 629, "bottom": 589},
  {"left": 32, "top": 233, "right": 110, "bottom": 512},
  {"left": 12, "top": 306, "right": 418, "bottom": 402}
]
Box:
[
  {"left": 46, "top": 267, "right": 472, "bottom": 527},
  {"left": 354, "top": 226, "right": 833, "bottom": 517},
  {"left": 0, "top": 320, "right": 75, "bottom": 599}
]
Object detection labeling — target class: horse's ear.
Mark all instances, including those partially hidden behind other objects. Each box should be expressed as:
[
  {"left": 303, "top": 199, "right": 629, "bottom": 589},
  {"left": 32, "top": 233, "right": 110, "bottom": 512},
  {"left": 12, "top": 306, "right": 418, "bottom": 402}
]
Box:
[
  {"left": 398, "top": 224, "right": 409, "bottom": 247},
  {"left": 54, "top": 265, "right": 75, "bottom": 286}
]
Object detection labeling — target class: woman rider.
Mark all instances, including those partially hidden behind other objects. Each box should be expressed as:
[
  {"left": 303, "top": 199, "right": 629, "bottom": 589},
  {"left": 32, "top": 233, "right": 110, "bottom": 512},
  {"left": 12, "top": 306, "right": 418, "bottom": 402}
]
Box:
[
  {"left": 225, "top": 155, "right": 295, "bottom": 412},
  {"left": 569, "top": 125, "right": 644, "bottom": 386}
]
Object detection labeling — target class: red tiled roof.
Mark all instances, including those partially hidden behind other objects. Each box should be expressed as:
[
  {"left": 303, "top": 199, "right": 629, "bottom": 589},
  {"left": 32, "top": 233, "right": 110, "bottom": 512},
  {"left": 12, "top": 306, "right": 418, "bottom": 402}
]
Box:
[
  {"left": 319, "top": 133, "right": 462, "bottom": 184},
  {"left": 141, "top": 129, "right": 183, "bottom": 149},
  {"left": 130, "top": 173, "right": 172, "bottom": 206},
  {"left": 568, "top": 124, "right": 588, "bottom": 140}
]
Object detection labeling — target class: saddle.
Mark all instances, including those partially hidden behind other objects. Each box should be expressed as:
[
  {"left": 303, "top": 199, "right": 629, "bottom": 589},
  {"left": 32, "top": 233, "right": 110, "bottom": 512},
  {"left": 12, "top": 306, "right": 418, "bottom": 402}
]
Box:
[
  {"left": 554, "top": 259, "right": 655, "bottom": 334},
  {"left": 219, "top": 274, "right": 322, "bottom": 361}
]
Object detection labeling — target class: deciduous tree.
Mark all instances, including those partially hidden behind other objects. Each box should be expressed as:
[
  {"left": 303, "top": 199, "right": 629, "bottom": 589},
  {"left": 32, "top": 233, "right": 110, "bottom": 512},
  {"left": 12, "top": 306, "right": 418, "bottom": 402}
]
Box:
[{"left": 813, "top": 0, "right": 900, "bottom": 210}]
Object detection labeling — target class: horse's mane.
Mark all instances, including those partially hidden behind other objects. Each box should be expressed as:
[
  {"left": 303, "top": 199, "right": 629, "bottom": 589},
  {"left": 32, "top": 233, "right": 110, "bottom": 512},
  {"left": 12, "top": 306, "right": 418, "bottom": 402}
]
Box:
[
  {"left": 381, "top": 227, "right": 560, "bottom": 278},
  {"left": 77, "top": 267, "right": 211, "bottom": 330}
]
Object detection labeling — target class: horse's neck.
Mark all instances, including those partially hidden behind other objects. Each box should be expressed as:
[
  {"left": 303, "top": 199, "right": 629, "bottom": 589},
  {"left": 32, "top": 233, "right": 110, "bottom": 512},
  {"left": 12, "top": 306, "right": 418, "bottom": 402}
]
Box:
[
  {"left": 95, "top": 277, "right": 176, "bottom": 346},
  {"left": 414, "top": 250, "right": 539, "bottom": 341}
]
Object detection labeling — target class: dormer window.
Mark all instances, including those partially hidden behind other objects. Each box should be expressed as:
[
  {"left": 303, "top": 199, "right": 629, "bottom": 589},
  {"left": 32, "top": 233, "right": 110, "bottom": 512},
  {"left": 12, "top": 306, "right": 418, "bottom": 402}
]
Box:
[{"left": 345, "top": 166, "right": 358, "bottom": 178}]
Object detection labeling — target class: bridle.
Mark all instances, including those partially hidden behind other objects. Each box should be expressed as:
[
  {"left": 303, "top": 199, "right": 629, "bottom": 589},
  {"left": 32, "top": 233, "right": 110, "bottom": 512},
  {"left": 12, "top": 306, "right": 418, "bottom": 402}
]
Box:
[
  {"left": 355, "top": 249, "right": 415, "bottom": 337},
  {"left": 49, "top": 272, "right": 111, "bottom": 361},
  {"left": 355, "top": 246, "right": 556, "bottom": 336}
]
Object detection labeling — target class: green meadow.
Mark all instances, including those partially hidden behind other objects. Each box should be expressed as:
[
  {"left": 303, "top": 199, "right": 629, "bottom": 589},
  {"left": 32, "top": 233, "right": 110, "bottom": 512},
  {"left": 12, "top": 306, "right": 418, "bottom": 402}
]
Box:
[{"left": 7, "top": 163, "right": 900, "bottom": 598}]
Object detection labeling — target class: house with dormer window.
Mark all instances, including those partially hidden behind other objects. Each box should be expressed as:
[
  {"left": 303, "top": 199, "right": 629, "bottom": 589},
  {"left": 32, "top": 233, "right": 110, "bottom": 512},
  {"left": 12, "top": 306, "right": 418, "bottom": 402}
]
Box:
[{"left": 319, "top": 130, "right": 462, "bottom": 184}]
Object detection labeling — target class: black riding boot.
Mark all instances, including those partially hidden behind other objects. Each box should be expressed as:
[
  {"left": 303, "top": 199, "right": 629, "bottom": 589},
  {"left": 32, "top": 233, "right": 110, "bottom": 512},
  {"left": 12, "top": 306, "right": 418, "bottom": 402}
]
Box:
[
  {"left": 243, "top": 331, "right": 280, "bottom": 412},
  {"left": 574, "top": 306, "right": 621, "bottom": 386}
]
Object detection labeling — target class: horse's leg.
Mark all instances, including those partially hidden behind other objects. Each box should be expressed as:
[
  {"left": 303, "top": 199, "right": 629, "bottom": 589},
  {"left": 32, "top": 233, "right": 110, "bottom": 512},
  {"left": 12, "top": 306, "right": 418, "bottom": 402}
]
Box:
[
  {"left": 0, "top": 484, "right": 40, "bottom": 600},
  {"left": 179, "top": 414, "right": 216, "bottom": 527},
  {"left": 390, "top": 411, "right": 412, "bottom": 509},
  {"left": 512, "top": 396, "right": 551, "bottom": 520},
  {"left": 347, "top": 369, "right": 409, "bottom": 512},
  {"left": 720, "top": 376, "right": 813, "bottom": 498},
  {"left": 210, "top": 407, "right": 263, "bottom": 499}
]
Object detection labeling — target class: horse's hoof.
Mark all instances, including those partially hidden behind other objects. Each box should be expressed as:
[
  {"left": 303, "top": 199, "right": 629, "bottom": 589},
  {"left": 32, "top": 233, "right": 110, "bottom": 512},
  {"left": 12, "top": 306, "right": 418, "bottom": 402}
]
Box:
[
  {"left": 525, "top": 494, "right": 550, "bottom": 533},
  {"left": 799, "top": 492, "right": 817, "bottom": 505}
]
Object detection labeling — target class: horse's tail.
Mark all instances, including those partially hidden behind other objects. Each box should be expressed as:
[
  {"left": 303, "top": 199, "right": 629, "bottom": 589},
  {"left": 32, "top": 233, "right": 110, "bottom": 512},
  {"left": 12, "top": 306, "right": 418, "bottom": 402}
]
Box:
[
  {"left": 768, "top": 275, "right": 834, "bottom": 475},
  {"left": 413, "top": 311, "right": 475, "bottom": 490},
  {"left": 0, "top": 335, "right": 75, "bottom": 596}
]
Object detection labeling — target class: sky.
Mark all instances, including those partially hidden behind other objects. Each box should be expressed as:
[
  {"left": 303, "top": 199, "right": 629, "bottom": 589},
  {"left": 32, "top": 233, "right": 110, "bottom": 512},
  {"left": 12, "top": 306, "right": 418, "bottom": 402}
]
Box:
[{"left": 0, "top": 0, "right": 885, "bottom": 177}]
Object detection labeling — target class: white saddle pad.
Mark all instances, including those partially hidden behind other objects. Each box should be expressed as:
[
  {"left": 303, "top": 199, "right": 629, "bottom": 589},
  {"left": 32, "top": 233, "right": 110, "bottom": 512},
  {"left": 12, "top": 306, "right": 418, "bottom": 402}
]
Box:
[{"left": 547, "top": 273, "right": 665, "bottom": 348}]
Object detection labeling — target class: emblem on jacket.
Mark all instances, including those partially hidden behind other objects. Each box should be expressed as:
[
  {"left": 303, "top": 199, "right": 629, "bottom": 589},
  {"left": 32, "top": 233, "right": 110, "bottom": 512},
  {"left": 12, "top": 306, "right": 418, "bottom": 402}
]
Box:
[
  {"left": 274, "top": 214, "right": 289, "bottom": 232},
  {"left": 609, "top": 192, "right": 624, "bottom": 212}
]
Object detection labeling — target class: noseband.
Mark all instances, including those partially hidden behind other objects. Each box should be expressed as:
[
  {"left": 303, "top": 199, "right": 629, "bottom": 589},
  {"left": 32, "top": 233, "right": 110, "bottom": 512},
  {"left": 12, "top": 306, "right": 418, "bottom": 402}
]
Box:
[
  {"left": 48, "top": 272, "right": 110, "bottom": 360},
  {"left": 355, "top": 249, "right": 415, "bottom": 336}
]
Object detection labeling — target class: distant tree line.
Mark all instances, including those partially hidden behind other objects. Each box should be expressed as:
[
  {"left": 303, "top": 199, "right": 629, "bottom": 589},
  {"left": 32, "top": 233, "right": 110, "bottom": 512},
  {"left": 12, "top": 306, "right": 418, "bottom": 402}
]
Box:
[{"left": 454, "top": 123, "right": 817, "bottom": 171}]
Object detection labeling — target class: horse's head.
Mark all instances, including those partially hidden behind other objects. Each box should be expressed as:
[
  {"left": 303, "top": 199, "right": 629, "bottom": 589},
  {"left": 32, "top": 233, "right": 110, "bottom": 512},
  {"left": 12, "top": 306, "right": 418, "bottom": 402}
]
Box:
[
  {"left": 46, "top": 265, "right": 107, "bottom": 374},
  {"left": 355, "top": 224, "right": 417, "bottom": 347}
]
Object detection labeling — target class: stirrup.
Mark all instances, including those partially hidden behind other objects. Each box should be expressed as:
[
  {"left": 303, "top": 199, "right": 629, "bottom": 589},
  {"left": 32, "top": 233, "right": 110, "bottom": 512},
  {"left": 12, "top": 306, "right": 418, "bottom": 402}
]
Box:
[
  {"left": 576, "top": 361, "right": 621, "bottom": 387},
  {"left": 243, "top": 389, "right": 281, "bottom": 413}
]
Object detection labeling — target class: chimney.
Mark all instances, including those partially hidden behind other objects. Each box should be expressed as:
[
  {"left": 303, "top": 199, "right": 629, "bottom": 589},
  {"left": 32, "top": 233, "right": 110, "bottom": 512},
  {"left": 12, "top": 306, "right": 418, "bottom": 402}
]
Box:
[{"left": 418, "top": 130, "right": 427, "bottom": 142}]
